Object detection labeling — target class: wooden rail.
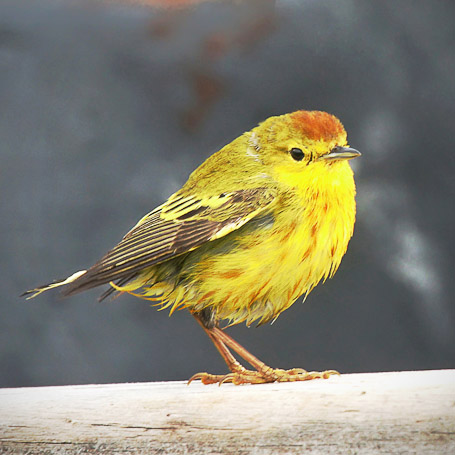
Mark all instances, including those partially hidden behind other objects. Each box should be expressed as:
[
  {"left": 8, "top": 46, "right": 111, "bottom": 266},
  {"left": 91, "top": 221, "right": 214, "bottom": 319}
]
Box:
[{"left": 1, "top": 370, "right": 454, "bottom": 454}]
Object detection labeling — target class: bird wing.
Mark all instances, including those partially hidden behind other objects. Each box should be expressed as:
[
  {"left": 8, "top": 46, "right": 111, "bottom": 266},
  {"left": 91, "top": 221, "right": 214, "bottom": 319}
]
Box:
[{"left": 54, "top": 187, "right": 277, "bottom": 296}]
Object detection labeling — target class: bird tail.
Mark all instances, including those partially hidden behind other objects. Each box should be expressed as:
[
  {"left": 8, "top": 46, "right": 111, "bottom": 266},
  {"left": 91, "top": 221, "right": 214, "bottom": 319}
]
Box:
[{"left": 21, "top": 270, "right": 87, "bottom": 300}]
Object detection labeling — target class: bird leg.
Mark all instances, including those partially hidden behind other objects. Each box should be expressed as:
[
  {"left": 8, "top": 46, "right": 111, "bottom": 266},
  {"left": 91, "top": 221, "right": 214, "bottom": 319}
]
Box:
[
  {"left": 188, "top": 316, "right": 248, "bottom": 384},
  {"left": 189, "top": 313, "right": 339, "bottom": 385}
]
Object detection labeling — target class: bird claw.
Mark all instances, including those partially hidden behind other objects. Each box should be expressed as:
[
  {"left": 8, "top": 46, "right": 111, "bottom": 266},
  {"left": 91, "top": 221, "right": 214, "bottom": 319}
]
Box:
[
  {"left": 187, "top": 372, "right": 224, "bottom": 385},
  {"left": 281, "top": 369, "right": 340, "bottom": 381},
  {"left": 219, "top": 374, "right": 235, "bottom": 385},
  {"left": 188, "top": 368, "right": 340, "bottom": 385}
]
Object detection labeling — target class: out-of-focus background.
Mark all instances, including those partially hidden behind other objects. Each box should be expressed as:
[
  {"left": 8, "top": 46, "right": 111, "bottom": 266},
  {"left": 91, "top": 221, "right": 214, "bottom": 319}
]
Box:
[{"left": 1, "top": 0, "right": 454, "bottom": 387}]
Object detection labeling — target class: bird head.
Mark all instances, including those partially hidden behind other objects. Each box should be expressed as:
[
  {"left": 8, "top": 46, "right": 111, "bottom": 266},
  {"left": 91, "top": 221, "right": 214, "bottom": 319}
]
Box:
[{"left": 247, "top": 110, "right": 360, "bottom": 187}]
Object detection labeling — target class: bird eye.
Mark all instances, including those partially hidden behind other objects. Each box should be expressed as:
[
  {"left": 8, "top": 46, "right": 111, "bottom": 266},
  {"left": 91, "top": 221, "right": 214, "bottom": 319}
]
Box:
[{"left": 289, "top": 148, "right": 305, "bottom": 161}]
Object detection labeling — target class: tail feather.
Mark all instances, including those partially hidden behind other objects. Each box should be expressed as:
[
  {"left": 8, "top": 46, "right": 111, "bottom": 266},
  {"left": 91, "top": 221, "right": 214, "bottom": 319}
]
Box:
[{"left": 21, "top": 270, "right": 87, "bottom": 300}]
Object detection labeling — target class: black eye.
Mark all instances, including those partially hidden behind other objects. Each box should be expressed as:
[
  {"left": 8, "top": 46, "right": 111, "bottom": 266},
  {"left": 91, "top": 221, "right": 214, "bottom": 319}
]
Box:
[{"left": 290, "top": 148, "right": 305, "bottom": 161}]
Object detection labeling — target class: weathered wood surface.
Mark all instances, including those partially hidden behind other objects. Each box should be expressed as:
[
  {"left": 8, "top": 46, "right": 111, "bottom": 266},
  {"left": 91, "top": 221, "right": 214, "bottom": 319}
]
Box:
[{"left": 1, "top": 370, "right": 454, "bottom": 454}]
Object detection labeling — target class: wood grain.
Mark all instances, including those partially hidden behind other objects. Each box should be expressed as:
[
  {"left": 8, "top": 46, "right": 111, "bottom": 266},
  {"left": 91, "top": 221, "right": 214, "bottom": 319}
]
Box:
[{"left": 1, "top": 370, "right": 454, "bottom": 454}]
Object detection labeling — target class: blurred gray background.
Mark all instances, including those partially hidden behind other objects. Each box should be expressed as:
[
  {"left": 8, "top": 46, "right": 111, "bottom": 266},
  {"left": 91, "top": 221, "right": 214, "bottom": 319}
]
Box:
[{"left": 1, "top": 0, "right": 454, "bottom": 388}]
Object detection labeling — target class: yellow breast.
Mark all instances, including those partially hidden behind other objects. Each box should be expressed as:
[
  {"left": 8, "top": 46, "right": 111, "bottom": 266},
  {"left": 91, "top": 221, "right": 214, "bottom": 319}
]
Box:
[{"left": 177, "top": 161, "right": 356, "bottom": 326}]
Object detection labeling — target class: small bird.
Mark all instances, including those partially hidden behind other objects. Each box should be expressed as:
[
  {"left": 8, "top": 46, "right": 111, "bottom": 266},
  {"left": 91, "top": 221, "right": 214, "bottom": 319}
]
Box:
[{"left": 23, "top": 110, "right": 360, "bottom": 385}]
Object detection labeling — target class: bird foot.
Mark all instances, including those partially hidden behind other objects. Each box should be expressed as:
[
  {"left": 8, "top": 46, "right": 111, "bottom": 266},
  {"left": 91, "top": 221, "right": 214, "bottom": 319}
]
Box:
[{"left": 188, "top": 368, "right": 339, "bottom": 385}]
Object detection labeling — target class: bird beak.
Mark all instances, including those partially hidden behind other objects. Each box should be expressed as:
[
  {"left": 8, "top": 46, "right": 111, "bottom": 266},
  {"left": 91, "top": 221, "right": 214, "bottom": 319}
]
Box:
[{"left": 320, "top": 146, "right": 361, "bottom": 161}]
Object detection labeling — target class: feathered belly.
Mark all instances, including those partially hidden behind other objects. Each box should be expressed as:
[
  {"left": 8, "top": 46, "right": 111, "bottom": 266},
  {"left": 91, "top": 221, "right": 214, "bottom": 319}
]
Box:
[{"left": 175, "top": 197, "right": 355, "bottom": 325}]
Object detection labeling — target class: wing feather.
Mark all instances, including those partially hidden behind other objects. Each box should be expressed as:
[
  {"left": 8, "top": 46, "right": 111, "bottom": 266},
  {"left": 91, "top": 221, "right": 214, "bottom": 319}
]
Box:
[{"left": 61, "top": 188, "right": 276, "bottom": 296}]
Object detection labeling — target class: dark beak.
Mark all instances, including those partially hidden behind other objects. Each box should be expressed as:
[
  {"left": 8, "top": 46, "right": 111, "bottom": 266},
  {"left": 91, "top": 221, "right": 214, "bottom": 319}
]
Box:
[{"left": 320, "top": 146, "right": 361, "bottom": 161}]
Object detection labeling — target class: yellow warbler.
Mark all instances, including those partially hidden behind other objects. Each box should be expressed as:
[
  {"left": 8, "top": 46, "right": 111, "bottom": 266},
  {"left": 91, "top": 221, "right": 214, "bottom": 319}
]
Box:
[{"left": 23, "top": 110, "right": 360, "bottom": 385}]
